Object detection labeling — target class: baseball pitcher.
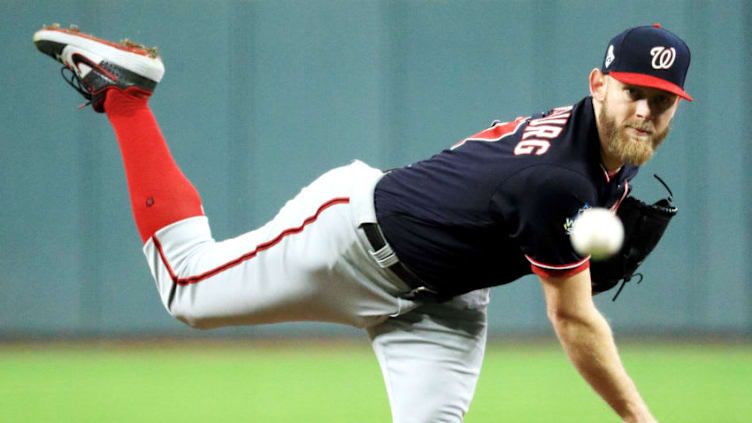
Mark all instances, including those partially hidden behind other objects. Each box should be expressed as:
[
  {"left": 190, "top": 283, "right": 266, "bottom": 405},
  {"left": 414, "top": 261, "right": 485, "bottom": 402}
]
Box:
[{"left": 33, "top": 23, "right": 690, "bottom": 422}]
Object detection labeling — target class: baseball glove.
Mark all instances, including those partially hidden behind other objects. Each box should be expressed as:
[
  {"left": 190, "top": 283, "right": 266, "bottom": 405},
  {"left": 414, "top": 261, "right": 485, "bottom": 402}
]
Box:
[{"left": 589, "top": 175, "right": 677, "bottom": 301}]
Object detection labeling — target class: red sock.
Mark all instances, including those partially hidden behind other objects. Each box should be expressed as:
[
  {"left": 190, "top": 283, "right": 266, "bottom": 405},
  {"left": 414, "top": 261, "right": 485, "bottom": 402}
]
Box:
[{"left": 105, "top": 88, "right": 204, "bottom": 243}]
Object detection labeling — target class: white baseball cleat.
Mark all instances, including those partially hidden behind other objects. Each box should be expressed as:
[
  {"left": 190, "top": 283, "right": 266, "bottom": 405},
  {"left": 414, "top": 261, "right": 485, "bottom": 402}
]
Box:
[{"left": 33, "top": 24, "right": 165, "bottom": 112}]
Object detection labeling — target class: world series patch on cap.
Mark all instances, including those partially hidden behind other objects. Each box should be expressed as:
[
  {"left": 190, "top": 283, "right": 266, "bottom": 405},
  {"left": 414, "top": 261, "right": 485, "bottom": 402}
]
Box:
[{"left": 602, "top": 23, "right": 693, "bottom": 101}]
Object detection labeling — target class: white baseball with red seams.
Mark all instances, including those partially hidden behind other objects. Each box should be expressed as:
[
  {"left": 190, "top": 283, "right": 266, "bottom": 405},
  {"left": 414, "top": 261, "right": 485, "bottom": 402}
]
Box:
[{"left": 570, "top": 207, "right": 624, "bottom": 260}]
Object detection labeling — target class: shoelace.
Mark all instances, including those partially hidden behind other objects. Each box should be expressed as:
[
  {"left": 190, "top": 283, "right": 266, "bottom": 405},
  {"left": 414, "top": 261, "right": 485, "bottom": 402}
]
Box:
[{"left": 60, "top": 66, "right": 92, "bottom": 109}]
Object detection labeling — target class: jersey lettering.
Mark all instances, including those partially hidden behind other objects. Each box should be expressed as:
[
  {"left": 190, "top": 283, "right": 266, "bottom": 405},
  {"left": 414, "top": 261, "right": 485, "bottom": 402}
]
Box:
[
  {"left": 514, "top": 105, "right": 573, "bottom": 156},
  {"left": 452, "top": 104, "right": 573, "bottom": 156},
  {"left": 522, "top": 125, "right": 563, "bottom": 139},
  {"left": 514, "top": 140, "right": 550, "bottom": 155}
]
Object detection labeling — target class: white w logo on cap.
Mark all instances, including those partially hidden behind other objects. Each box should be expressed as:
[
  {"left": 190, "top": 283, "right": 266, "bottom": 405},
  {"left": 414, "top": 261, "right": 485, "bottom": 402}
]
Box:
[{"left": 650, "top": 46, "right": 676, "bottom": 69}]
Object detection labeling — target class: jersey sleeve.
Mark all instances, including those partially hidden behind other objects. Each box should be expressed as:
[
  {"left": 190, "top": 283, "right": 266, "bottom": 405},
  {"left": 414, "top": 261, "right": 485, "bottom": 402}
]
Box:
[{"left": 491, "top": 166, "right": 597, "bottom": 277}]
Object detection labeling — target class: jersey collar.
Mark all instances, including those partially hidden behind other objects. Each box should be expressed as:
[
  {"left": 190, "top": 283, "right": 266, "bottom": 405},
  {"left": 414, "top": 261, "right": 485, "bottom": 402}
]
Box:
[{"left": 600, "top": 164, "right": 622, "bottom": 183}]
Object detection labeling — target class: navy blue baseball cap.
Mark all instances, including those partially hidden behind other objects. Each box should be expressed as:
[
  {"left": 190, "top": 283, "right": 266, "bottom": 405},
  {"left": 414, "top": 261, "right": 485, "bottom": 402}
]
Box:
[{"left": 601, "top": 24, "right": 693, "bottom": 101}]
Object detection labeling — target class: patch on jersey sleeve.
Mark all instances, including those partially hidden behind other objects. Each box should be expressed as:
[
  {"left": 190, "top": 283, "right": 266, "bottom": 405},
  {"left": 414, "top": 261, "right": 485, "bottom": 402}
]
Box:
[{"left": 563, "top": 203, "right": 591, "bottom": 235}]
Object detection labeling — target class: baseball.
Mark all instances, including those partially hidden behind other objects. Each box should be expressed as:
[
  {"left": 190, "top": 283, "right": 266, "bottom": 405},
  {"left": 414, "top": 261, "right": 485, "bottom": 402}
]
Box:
[{"left": 570, "top": 207, "right": 624, "bottom": 260}]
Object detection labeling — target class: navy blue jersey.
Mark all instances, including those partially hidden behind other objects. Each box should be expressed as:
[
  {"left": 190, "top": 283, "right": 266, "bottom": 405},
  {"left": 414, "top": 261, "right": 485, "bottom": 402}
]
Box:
[{"left": 374, "top": 96, "right": 638, "bottom": 296}]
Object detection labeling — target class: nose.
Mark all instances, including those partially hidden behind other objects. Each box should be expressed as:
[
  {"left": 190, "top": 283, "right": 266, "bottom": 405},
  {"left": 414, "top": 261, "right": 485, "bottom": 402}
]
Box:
[{"left": 634, "top": 98, "right": 651, "bottom": 119}]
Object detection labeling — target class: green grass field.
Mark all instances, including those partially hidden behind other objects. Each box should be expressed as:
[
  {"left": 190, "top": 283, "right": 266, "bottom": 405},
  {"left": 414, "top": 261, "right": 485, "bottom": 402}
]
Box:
[{"left": 1, "top": 340, "right": 749, "bottom": 422}]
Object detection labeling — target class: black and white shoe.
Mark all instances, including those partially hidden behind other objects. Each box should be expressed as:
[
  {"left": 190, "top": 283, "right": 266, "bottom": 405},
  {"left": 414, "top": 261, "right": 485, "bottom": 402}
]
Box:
[{"left": 33, "top": 24, "right": 165, "bottom": 112}]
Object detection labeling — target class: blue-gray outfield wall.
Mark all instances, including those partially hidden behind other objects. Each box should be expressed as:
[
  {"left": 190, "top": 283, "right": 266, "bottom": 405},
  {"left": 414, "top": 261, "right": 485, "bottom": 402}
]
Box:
[{"left": 1, "top": 0, "right": 750, "bottom": 338}]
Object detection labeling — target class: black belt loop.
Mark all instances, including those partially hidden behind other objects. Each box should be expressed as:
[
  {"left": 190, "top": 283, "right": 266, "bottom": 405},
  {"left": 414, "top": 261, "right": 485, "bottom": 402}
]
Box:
[{"left": 360, "top": 222, "right": 448, "bottom": 303}]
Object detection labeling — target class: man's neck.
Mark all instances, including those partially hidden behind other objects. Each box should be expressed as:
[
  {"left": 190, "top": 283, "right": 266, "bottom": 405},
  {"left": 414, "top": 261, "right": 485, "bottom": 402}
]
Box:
[{"left": 600, "top": 148, "right": 624, "bottom": 172}]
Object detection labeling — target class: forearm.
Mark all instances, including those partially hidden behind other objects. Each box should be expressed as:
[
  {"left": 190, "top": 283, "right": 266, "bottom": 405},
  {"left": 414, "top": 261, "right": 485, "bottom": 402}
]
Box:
[{"left": 551, "top": 311, "right": 655, "bottom": 422}]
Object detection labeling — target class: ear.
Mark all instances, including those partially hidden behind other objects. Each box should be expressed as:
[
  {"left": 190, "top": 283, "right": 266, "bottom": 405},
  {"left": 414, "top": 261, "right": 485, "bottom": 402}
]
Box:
[{"left": 589, "top": 68, "right": 607, "bottom": 102}]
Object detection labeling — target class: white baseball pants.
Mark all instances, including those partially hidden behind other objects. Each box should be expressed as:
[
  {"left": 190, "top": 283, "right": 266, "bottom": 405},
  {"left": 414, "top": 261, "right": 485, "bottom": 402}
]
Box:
[{"left": 143, "top": 160, "right": 489, "bottom": 422}]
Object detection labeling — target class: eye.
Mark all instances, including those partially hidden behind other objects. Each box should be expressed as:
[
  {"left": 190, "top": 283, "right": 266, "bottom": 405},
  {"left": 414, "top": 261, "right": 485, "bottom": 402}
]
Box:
[
  {"left": 652, "top": 94, "right": 675, "bottom": 110},
  {"left": 625, "top": 87, "right": 642, "bottom": 100}
]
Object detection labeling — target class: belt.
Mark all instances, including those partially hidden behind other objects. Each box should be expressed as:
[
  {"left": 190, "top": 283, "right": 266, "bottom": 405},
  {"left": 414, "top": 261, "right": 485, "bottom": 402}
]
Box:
[{"left": 360, "top": 222, "right": 449, "bottom": 303}]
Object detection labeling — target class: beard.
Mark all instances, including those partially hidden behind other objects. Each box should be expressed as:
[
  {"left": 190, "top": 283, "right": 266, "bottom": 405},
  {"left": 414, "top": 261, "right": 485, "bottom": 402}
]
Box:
[{"left": 599, "top": 103, "right": 670, "bottom": 166}]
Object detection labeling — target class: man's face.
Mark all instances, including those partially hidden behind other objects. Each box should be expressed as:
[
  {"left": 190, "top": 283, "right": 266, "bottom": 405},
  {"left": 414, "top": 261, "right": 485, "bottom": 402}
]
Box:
[{"left": 599, "top": 77, "right": 680, "bottom": 167}]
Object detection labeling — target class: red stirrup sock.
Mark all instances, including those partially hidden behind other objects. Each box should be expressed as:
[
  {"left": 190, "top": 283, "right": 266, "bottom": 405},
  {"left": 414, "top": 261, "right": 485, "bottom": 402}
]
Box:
[{"left": 104, "top": 88, "right": 204, "bottom": 243}]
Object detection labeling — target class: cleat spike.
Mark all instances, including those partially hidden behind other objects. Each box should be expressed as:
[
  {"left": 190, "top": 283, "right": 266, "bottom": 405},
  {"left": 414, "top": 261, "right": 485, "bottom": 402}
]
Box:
[
  {"left": 33, "top": 25, "right": 164, "bottom": 112},
  {"left": 119, "top": 38, "right": 159, "bottom": 58}
]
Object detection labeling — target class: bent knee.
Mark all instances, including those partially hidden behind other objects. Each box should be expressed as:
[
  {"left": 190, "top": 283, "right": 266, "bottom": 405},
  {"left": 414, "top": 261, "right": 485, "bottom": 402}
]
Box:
[
  {"left": 162, "top": 294, "right": 227, "bottom": 330},
  {"left": 174, "top": 313, "right": 216, "bottom": 330},
  {"left": 165, "top": 305, "right": 230, "bottom": 330}
]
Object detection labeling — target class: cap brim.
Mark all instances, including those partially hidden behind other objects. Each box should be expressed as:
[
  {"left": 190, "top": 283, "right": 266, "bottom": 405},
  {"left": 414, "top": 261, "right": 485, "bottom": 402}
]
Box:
[{"left": 608, "top": 71, "right": 693, "bottom": 102}]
